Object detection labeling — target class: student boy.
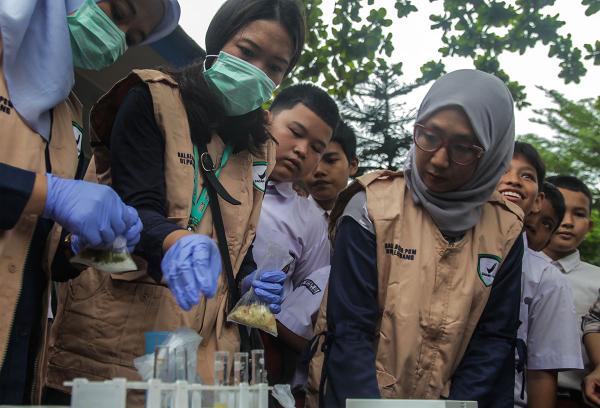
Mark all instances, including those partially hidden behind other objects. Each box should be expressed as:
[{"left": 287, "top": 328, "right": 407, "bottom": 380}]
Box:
[
  {"left": 248, "top": 84, "right": 339, "bottom": 399},
  {"left": 541, "top": 175, "right": 600, "bottom": 405},
  {"left": 496, "top": 142, "right": 582, "bottom": 407},
  {"left": 304, "top": 120, "right": 359, "bottom": 217},
  {"left": 525, "top": 181, "right": 567, "bottom": 251}
]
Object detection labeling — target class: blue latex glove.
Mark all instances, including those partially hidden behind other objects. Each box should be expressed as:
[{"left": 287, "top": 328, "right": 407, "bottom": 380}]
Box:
[
  {"left": 161, "top": 234, "right": 222, "bottom": 311},
  {"left": 242, "top": 270, "right": 286, "bottom": 314},
  {"left": 71, "top": 207, "right": 142, "bottom": 254},
  {"left": 43, "top": 174, "right": 142, "bottom": 253}
]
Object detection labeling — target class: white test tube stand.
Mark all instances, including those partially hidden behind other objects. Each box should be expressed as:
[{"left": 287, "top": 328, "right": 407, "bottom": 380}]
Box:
[{"left": 65, "top": 378, "right": 269, "bottom": 408}]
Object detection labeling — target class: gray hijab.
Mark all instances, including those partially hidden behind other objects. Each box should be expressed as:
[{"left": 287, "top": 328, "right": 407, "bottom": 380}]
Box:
[{"left": 403, "top": 69, "right": 515, "bottom": 235}]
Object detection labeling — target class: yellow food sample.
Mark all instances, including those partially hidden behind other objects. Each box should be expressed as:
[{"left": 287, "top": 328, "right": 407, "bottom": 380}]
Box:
[{"left": 228, "top": 304, "right": 278, "bottom": 336}]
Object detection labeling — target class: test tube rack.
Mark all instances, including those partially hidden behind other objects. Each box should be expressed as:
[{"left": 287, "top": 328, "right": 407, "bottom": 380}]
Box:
[{"left": 65, "top": 378, "right": 269, "bottom": 408}]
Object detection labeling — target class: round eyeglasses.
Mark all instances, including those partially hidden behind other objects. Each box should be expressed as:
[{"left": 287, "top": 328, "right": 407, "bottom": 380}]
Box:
[{"left": 413, "top": 123, "right": 484, "bottom": 166}]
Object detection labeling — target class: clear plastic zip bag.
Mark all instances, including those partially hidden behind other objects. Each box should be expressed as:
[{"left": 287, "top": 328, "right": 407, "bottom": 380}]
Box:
[
  {"left": 227, "top": 243, "right": 293, "bottom": 336},
  {"left": 70, "top": 235, "right": 137, "bottom": 273}
]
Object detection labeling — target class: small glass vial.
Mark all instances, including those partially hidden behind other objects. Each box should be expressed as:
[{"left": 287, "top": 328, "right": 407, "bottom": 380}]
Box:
[
  {"left": 153, "top": 345, "right": 170, "bottom": 381},
  {"left": 214, "top": 351, "right": 230, "bottom": 386},
  {"left": 233, "top": 352, "right": 249, "bottom": 385},
  {"left": 250, "top": 349, "right": 266, "bottom": 385}
]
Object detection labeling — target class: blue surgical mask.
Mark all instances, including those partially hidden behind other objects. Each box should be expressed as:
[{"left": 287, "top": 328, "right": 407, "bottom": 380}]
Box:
[
  {"left": 68, "top": 0, "right": 128, "bottom": 70},
  {"left": 203, "top": 52, "right": 276, "bottom": 116}
]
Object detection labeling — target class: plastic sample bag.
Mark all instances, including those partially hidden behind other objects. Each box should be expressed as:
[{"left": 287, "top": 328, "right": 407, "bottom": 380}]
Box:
[
  {"left": 134, "top": 328, "right": 203, "bottom": 383},
  {"left": 227, "top": 243, "right": 293, "bottom": 336},
  {"left": 70, "top": 235, "right": 137, "bottom": 273}
]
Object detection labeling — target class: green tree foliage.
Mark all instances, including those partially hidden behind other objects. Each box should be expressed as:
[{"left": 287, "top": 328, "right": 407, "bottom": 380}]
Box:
[
  {"left": 519, "top": 89, "right": 600, "bottom": 264},
  {"left": 290, "top": 0, "right": 599, "bottom": 108},
  {"left": 341, "top": 66, "right": 424, "bottom": 173}
]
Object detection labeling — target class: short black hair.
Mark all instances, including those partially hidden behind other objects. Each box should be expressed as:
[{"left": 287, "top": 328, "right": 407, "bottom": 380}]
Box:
[
  {"left": 514, "top": 141, "right": 545, "bottom": 191},
  {"left": 546, "top": 175, "right": 593, "bottom": 213},
  {"left": 542, "top": 181, "right": 566, "bottom": 231},
  {"left": 270, "top": 83, "right": 340, "bottom": 131},
  {"left": 331, "top": 120, "right": 357, "bottom": 161}
]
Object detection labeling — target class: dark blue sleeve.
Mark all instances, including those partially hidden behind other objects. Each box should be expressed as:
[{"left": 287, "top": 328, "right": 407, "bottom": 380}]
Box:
[
  {"left": 449, "top": 235, "right": 524, "bottom": 407},
  {"left": 324, "top": 216, "right": 380, "bottom": 406},
  {"left": 0, "top": 162, "right": 36, "bottom": 230},
  {"left": 110, "top": 85, "right": 183, "bottom": 281}
]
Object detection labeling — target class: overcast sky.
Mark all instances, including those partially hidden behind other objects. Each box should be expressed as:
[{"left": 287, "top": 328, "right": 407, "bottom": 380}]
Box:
[{"left": 178, "top": 0, "right": 600, "bottom": 139}]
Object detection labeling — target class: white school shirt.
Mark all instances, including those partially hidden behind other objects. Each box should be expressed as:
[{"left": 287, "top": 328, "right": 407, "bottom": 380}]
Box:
[
  {"left": 283, "top": 265, "right": 330, "bottom": 390},
  {"left": 253, "top": 181, "right": 330, "bottom": 333},
  {"left": 539, "top": 250, "right": 600, "bottom": 391},
  {"left": 514, "top": 243, "right": 583, "bottom": 407}
]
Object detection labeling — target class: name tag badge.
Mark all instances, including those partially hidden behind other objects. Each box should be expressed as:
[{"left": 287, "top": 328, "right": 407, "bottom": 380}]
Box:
[{"left": 253, "top": 161, "right": 268, "bottom": 192}]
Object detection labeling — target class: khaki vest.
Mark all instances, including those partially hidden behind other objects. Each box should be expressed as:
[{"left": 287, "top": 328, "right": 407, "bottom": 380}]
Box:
[
  {"left": 46, "top": 70, "right": 275, "bottom": 403},
  {"left": 0, "top": 40, "right": 81, "bottom": 402},
  {"left": 306, "top": 171, "right": 523, "bottom": 406}
]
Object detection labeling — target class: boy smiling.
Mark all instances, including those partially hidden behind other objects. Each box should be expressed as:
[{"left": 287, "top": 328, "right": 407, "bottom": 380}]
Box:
[{"left": 496, "top": 142, "right": 582, "bottom": 407}]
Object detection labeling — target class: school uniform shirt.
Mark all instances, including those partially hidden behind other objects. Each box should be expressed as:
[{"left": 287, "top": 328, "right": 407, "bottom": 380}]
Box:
[
  {"left": 253, "top": 181, "right": 330, "bottom": 306},
  {"left": 514, "top": 241, "right": 583, "bottom": 407},
  {"left": 308, "top": 195, "right": 331, "bottom": 219},
  {"left": 540, "top": 250, "right": 600, "bottom": 391},
  {"left": 282, "top": 265, "right": 330, "bottom": 389},
  {"left": 583, "top": 290, "right": 600, "bottom": 335}
]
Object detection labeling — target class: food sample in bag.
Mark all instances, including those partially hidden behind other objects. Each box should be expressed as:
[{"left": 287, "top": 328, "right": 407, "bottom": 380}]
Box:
[
  {"left": 228, "top": 304, "right": 278, "bottom": 337},
  {"left": 70, "top": 236, "right": 137, "bottom": 273}
]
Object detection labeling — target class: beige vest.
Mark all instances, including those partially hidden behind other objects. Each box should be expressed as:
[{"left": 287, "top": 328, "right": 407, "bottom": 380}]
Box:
[
  {"left": 306, "top": 171, "right": 523, "bottom": 406},
  {"left": 0, "top": 40, "right": 81, "bottom": 402},
  {"left": 46, "top": 70, "right": 275, "bottom": 402}
]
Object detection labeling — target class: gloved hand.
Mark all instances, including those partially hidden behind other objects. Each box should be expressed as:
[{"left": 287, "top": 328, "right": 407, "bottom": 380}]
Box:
[
  {"left": 161, "top": 234, "right": 222, "bottom": 311},
  {"left": 43, "top": 174, "right": 142, "bottom": 252},
  {"left": 71, "top": 212, "right": 142, "bottom": 254},
  {"left": 242, "top": 270, "right": 286, "bottom": 314}
]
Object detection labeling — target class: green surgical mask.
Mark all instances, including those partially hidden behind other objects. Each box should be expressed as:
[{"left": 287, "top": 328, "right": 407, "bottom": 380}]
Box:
[
  {"left": 68, "top": 0, "right": 128, "bottom": 71},
  {"left": 203, "top": 52, "right": 276, "bottom": 116}
]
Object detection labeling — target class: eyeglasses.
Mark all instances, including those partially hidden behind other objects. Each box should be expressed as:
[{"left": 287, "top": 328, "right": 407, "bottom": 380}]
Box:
[{"left": 413, "top": 123, "right": 484, "bottom": 166}]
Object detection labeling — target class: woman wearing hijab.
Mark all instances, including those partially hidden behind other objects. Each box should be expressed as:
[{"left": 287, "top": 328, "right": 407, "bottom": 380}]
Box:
[
  {"left": 0, "top": 0, "right": 180, "bottom": 403},
  {"left": 315, "top": 69, "right": 525, "bottom": 407}
]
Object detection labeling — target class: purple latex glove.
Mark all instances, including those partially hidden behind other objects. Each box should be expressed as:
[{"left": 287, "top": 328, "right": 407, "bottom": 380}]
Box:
[
  {"left": 43, "top": 174, "right": 142, "bottom": 252},
  {"left": 242, "top": 270, "right": 286, "bottom": 314},
  {"left": 161, "top": 234, "right": 222, "bottom": 311}
]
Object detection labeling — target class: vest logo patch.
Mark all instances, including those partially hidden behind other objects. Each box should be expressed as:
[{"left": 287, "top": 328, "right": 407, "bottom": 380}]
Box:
[
  {"left": 72, "top": 122, "right": 83, "bottom": 157},
  {"left": 253, "top": 161, "right": 268, "bottom": 192},
  {"left": 478, "top": 254, "right": 502, "bottom": 287},
  {"left": 0, "top": 95, "right": 13, "bottom": 115},
  {"left": 299, "top": 279, "right": 321, "bottom": 295},
  {"left": 177, "top": 152, "right": 194, "bottom": 167},
  {"left": 384, "top": 243, "right": 417, "bottom": 260}
]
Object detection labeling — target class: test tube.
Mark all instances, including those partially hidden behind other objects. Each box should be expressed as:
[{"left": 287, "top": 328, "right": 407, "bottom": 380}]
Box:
[
  {"left": 174, "top": 346, "right": 188, "bottom": 381},
  {"left": 250, "top": 349, "right": 266, "bottom": 385},
  {"left": 153, "top": 346, "right": 170, "bottom": 381},
  {"left": 214, "top": 351, "right": 230, "bottom": 386},
  {"left": 233, "top": 352, "right": 249, "bottom": 385}
]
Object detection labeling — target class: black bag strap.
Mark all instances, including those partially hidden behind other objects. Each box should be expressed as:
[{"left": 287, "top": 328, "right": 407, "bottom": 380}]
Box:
[{"left": 197, "top": 141, "right": 259, "bottom": 352}]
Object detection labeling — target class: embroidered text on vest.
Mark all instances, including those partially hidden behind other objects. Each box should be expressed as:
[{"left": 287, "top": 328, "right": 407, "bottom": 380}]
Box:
[{"left": 384, "top": 242, "right": 417, "bottom": 260}]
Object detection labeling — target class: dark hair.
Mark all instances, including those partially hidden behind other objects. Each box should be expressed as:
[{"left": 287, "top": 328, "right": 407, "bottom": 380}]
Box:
[
  {"left": 542, "top": 181, "right": 566, "bottom": 231},
  {"left": 514, "top": 141, "right": 545, "bottom": 191},
  {"left": 331, "top": 120, "right": 357, "bottom": 161},
  {"left": 169, "top": 0, "right": 306, "bottom": 154},
  {"left": 546, "top": 175, "right": 593, "bottom": 213},
  {"left": 270, "top": 83, "right": 340, "bottom": 131},
  {"left": 206, "top": 0, "right": 306, "bottom": 75}
]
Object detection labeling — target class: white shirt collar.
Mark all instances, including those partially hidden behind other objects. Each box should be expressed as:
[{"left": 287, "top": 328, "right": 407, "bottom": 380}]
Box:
[
  {"left": 554, "top": 250, "right": 582, "bottom": 274},
  {"left": 268, "top": 180, "right": 296, "bottom": 199}
]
